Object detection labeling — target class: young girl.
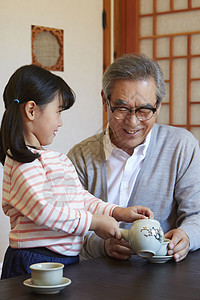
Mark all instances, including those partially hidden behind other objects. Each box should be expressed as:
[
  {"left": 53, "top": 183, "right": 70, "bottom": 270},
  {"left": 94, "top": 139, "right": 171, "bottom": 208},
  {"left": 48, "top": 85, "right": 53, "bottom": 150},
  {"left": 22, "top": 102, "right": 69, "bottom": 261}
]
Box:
[{"left": 0, "top": 65, "right": 153, "bottom": 279}]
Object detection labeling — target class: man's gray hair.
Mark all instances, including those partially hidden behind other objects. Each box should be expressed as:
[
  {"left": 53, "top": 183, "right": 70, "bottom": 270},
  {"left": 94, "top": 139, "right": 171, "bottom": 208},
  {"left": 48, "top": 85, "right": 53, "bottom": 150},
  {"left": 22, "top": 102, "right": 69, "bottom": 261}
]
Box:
[{"left": 102, "top": 53, "right": 166, "bottom": 105}]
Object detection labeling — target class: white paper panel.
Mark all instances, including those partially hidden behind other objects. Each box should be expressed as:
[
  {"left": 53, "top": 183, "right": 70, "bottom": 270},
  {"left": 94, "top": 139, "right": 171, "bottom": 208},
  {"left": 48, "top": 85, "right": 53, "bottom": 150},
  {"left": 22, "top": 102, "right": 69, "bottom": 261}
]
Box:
[
  {"left": 173, "top": 36, "right": 187, "bottom": 56},
  {"left": 190, "top": 128, "right": 200, "bottom": 142},
  {"left": 164, "top": 82, "right": 170, "bottom": 103},
  {"left": 140, "top": 0, "right": 153, "bottom": 14},
  {"left": 191, "top": 104, "right": 200, "bottom": 124},
  {"left": 173, "top": 59, "right": 187, "bottom": 125},
  {"left": 157, "top": 105, "right": 169, "bottom": 124},
  {"left": 140, "top": 17, "right": 153, "bottom": 36},
  {"left": 140, "top": 39, "right": 153, "bottom": 58},
  {"left": 33, "top": 32, "right": 60, "bottom": 68},
  {"left": 191, "top": 81, "right": 200, "bottom": 101},
  {"left": 156, "top": 38, "right": 169, "bottom": 58},
  {"left": 157, "top": 60, "right": 170, "bottom": 80},
  {"left": 157, "top": 0, "right": 170, "bottom": 12},
  {"left": 191, "top": 58, "right": 200, "bottom": 78},
  {"left": 157, "top": 11, "right": 200, "bottom": 35},
  {"left": 191, "top": 34, "right": 200, "bottom": 55},
  {"left": 192, "top": 0, "right": 200, "bottom": 8},
  {"left": 174, "top": 0, "right": 188, "bottom": 10}
]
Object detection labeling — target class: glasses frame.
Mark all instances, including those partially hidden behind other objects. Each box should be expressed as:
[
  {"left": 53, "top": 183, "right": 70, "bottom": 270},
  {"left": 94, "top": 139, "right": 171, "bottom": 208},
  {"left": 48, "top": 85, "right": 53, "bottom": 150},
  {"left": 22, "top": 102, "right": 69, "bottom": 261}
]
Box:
[{"left": 107, "top": 101, "right": 158, "bottom": 121}]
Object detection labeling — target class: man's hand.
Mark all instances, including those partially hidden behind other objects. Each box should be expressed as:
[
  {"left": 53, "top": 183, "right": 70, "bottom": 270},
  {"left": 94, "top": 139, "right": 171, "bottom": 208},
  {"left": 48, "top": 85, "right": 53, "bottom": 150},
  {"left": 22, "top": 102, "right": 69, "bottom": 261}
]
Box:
[
  {"left": 104, "top": 237, "right": 133, "bottom": 260},
  {"left": 164, "top": 228, "right": 190, "bottom": 262}
]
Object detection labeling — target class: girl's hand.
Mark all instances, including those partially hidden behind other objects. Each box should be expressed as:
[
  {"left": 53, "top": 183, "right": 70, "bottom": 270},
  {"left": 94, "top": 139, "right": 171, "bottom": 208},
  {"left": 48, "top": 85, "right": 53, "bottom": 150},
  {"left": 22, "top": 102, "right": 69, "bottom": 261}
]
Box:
[
  {"left": 112, "top": 205, "right": 154, "bottom": 222},
  {"left": 90, "top": 215, "right": 121, "bottom": 240}
]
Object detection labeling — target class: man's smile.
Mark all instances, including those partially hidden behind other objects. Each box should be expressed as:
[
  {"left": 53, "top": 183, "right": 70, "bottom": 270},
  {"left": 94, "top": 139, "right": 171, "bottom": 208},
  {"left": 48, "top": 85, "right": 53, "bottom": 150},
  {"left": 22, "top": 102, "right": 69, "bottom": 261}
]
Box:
[{"left": 124, "top": 128, "right": 141, "bottom": 135}]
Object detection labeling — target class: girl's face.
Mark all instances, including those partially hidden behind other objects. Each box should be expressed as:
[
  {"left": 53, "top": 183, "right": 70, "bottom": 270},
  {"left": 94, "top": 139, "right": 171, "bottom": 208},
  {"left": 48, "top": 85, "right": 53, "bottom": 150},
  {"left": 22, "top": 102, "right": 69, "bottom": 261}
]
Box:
[{"left": 23, "top": 94, "right": 63, "bottom": 148}]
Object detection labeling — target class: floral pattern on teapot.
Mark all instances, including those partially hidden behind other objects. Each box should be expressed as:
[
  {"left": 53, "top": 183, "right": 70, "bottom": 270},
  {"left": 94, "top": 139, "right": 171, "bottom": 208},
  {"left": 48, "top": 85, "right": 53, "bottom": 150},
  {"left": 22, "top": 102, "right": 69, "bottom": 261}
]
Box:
[{"left": 140, "top": 226, "right": 163, "bottom": 242}]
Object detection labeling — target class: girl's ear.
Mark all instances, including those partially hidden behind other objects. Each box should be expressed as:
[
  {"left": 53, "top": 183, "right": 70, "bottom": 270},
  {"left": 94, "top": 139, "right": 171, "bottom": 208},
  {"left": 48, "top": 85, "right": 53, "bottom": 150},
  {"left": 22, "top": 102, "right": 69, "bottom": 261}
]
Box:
[{"left": 24, "top": 101, "right": 37, "bottom": 120}]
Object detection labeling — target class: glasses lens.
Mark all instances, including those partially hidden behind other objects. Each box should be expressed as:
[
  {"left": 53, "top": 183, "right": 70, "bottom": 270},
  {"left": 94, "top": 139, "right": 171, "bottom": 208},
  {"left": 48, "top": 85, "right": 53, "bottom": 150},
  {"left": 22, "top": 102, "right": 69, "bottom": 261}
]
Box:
[
  {"left": 113, "top": 108, "right": 129, "bottom": 119},
  {"left": 136, "top": 108, "right": 154, "bottom": 121}
]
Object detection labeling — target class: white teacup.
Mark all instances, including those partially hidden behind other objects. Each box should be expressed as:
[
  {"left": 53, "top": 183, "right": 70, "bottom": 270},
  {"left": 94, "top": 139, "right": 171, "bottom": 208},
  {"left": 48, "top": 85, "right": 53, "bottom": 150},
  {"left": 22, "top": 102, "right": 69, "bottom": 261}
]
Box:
[
  {"left": 120, "top": 219, "right": 164, "bottom": 258},
  {"left": 156, "top": 238, "right": 170, "bottom": 256},
  {"left": 30, "top": 262, "right": 64, "bottom": 286}
]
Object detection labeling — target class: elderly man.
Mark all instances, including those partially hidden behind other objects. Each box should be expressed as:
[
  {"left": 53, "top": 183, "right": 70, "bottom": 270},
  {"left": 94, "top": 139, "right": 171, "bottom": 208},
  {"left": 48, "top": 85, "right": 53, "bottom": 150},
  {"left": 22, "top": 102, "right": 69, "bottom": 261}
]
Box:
[{"left": 68, "top": 54, "right": 200, "bottom": 263}]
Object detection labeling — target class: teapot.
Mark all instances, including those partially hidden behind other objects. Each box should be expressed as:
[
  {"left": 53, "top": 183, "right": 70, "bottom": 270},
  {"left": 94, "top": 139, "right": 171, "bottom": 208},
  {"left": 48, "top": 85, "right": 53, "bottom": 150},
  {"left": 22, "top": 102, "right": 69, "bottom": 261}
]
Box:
[{"left": 120, "top": 219, "right": 164, "bottom": 258}]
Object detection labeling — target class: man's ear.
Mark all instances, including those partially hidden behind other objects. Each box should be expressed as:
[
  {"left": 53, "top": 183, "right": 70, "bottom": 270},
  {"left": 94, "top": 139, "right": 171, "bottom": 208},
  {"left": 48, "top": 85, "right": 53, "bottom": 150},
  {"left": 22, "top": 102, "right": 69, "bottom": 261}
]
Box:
[
  {"left": 101, "top": 90, "right": 107, "bottom": 112},
  {"left": 24, "top": 101, "right": 37, "bottom": 120},
  {"left": 156, "top": 103, "right": 162, "bottom": 116}
]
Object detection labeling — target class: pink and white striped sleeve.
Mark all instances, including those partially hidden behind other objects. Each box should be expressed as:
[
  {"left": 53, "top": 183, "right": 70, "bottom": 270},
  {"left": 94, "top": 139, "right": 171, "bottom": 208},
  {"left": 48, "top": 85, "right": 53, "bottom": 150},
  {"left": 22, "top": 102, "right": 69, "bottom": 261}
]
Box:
[{"left": 3, "top": 155, "right": 92, "bottom": 237}]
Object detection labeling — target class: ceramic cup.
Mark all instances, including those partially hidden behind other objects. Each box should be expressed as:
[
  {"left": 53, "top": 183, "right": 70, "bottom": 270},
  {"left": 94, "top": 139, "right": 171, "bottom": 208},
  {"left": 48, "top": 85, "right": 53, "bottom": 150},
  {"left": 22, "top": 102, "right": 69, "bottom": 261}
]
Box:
[
  {"left": 30, "top": 262, "right": 64, "bottom": 286},
  {"left": 156, "top": 238, "right": 170, "bottom": 256},
  {"left": 120, "top": 219, "right": 164, "bottom": 258}
]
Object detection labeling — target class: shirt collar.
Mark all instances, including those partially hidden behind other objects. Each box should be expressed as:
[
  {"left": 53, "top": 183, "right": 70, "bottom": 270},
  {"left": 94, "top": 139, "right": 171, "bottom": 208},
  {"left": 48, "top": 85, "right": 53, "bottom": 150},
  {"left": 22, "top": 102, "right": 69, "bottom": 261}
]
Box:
[{"left": 103, "top": 123, "right": 151, "bottom": 160}]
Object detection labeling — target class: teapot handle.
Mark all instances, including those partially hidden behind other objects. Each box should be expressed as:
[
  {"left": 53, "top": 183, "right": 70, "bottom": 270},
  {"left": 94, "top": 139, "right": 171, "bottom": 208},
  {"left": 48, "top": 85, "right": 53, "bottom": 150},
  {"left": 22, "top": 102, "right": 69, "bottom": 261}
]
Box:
[{"left": 120, "top": 228, "right": 129, "bottom": 242}]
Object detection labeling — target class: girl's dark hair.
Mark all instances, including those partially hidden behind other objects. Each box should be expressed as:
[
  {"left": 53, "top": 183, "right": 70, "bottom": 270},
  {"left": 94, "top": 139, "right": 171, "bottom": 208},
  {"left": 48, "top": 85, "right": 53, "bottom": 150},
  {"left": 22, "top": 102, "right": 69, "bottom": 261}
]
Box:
[{"left": 0, "top": 64, "right": 75, "bottom": 165}]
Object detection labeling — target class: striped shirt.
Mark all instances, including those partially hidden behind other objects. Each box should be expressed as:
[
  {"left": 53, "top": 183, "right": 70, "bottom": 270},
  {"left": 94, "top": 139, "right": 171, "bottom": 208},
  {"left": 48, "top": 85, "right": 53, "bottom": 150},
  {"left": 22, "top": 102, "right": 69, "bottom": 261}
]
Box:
[{"left": 2, "top": 149, "right": 116, "bottom": 256}]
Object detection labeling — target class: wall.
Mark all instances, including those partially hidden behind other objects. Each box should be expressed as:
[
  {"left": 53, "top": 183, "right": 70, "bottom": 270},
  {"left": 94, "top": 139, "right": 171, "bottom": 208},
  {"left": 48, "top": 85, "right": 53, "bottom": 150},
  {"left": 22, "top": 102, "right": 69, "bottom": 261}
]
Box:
[{"left": 0, "top": 0, "right": 103, "bottom": 262}]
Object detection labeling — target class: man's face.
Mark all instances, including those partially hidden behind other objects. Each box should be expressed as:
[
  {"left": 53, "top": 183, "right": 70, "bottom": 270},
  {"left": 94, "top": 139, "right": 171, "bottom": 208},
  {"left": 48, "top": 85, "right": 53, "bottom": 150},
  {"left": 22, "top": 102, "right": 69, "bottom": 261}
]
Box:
[{"left": 103, "top": 79, "right": 160, "bottom": 155}]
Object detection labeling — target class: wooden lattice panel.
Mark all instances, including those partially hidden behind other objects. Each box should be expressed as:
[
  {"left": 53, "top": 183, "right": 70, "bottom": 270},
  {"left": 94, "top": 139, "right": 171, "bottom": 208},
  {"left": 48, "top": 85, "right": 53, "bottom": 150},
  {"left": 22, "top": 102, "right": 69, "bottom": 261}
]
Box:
[{"left": 139, "top": 0, "right": 200, "bottom": 140}]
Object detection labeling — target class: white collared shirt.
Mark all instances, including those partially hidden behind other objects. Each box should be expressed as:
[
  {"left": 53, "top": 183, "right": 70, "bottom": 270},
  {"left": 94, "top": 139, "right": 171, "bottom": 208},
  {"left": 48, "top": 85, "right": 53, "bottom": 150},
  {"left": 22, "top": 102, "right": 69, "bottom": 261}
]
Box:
[{"left": 103, "top": 124, "right": 151, "bottom": 207}]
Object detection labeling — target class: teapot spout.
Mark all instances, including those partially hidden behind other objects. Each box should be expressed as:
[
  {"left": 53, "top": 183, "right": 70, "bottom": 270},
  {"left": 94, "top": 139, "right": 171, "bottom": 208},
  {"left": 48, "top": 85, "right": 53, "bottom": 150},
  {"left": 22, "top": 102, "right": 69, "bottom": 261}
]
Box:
[{"left": 120, "top": 228, "right": 129, "bottom": 242}]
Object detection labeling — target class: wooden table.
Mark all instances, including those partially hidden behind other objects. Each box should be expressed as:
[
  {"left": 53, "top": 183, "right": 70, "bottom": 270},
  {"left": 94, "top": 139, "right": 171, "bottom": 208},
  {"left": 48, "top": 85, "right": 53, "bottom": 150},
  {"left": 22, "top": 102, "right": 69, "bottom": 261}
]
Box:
[{"left": 1, "top": 250, "right": 200, "bottom": 299}]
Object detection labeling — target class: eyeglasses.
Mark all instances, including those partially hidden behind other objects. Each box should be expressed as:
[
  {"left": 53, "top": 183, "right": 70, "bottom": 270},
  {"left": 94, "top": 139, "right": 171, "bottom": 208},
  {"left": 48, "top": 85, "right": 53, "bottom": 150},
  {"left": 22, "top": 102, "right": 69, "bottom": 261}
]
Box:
[{"left": 108, "top": 101, "right": 158, "bottom": 121}]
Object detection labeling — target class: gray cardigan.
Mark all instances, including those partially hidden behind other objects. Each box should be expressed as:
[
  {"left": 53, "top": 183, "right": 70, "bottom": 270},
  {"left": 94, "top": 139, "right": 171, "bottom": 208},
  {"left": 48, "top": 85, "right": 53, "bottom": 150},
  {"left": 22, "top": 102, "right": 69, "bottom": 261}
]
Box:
[{"left": 68, "top": 124, "right": 200, "bottom": 258}]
